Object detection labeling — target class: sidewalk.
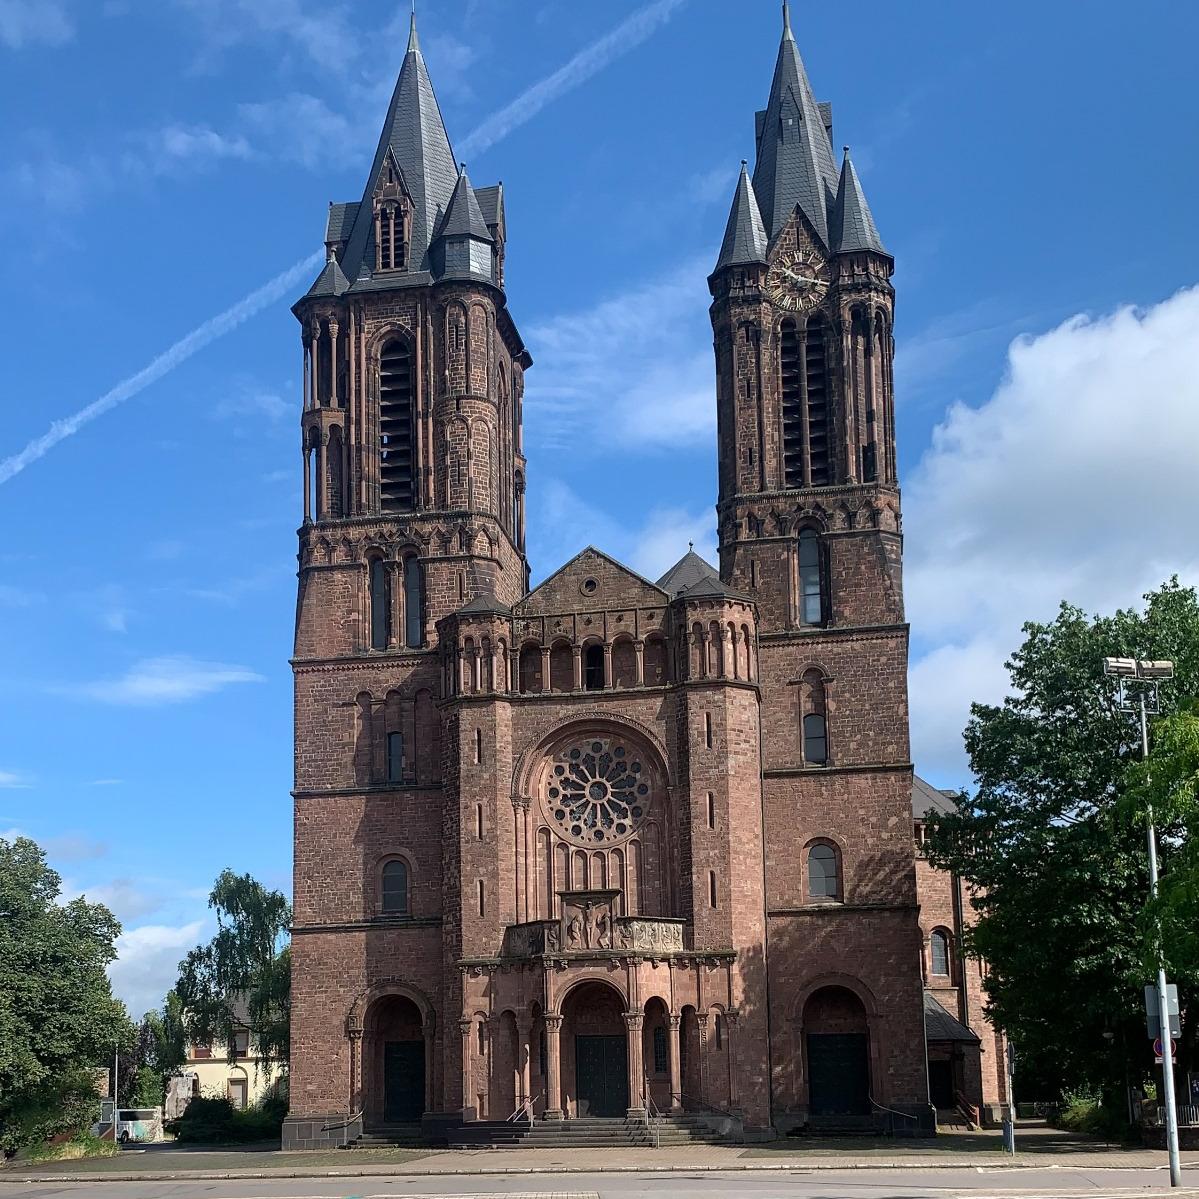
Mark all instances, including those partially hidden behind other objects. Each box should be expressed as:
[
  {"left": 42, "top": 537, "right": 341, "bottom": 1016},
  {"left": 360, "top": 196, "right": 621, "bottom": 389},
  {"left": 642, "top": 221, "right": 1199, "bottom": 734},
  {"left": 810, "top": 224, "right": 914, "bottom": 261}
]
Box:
[{"left": 6, "top": 1124, "right": 1193, "bottom": 1183}]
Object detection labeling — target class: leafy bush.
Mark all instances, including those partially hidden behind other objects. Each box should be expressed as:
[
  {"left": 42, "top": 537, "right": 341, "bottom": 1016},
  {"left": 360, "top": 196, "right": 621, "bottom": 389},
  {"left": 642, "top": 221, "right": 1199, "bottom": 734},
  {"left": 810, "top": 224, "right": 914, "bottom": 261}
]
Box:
[
  {"left": 170, "top": 1094, "right": 286, "bottom": 1144},
  {"left": 0, "top": 1071, "right": 103, "bottom": 1156},
  {"left": 1053, "top": 1089, "right": 1133, "bottom": 1141},
  {"left": 20, "top": 1134, "right": 118, "bottom": 1163}
]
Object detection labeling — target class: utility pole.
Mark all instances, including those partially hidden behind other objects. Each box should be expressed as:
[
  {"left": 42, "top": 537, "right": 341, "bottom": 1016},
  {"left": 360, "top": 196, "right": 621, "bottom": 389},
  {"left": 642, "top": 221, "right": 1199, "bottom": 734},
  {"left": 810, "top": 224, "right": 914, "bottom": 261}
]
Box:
[{"left": 1104, "top": 657, "right": 1182, "bottom": 1188}]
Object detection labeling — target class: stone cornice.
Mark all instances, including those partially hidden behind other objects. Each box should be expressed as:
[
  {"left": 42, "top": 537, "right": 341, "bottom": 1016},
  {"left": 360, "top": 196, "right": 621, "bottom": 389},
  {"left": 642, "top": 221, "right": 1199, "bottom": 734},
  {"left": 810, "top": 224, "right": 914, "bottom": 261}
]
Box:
[
  {"left": 758, "top": 622, "right": 908, "bottom": 643},
  {"left": 768, "top": 902, "right": 918, "bottom": 917},
  {"left": 293, "top": 784, "right": 444, "bottom": 799},
  {"left": 763, "top": 761, "right": 912, "bottom": 779},
  {"left": 291, "top": 651, "right": 435, "bottom": 672},
  {"left": 292, "top": 916, "right": 443, "bottom": 934}
]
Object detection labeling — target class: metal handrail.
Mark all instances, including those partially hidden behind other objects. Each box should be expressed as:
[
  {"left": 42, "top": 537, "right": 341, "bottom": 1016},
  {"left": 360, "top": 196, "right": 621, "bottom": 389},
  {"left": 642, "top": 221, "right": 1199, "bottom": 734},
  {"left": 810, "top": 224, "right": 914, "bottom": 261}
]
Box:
[
  {"left": 676, "top": 1089, "right": 741, "bottom": 1121},
  {"left": 507, "top": 1091, "right": 542, "bottom": 1127},
  {"left": 643, "top": 1086, "right": 662, "bottom": 1149},
  {"left": 869, "top": 1094, "right": 919, "bottom": 1137},
  {"left": 320, "top": 1108, "right": 364, "bottom": 1149},
  {"left": 953, "top": 1088, "right": 980, "bottom": 1128}
]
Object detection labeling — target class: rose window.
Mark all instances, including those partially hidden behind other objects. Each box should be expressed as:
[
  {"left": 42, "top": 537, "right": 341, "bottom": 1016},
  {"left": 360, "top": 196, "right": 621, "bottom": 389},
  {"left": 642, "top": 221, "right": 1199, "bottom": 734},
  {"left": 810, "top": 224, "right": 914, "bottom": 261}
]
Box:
[{"left": 545, "top": 738, "right": 650, "bottom": 845}]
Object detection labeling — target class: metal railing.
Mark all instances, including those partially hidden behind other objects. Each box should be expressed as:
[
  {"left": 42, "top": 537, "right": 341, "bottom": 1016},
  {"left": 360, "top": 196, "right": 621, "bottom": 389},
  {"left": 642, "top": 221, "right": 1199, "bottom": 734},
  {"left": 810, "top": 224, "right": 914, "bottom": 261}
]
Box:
[
  {"left": 676, "top": 1089, "right": 741, "bottom": 1121},
  {"left": 1147, "top": 1104, "right": 1199, "bottom": 1127},
  {"left": 507, "top": 1091, "right": 542, "bottom": 1127},
  {"left": 319, "top": 1108, "right": 364, "bottom": 1149},
  {"left": 869, "top": 1095, "right": 920, "bottom": 1137},
  {"left": 643, "top": 1086, "right": 662, "bottom": 1148},
  {"left": 954, "top": 1088, "right": 980, "bottom": 1129}
]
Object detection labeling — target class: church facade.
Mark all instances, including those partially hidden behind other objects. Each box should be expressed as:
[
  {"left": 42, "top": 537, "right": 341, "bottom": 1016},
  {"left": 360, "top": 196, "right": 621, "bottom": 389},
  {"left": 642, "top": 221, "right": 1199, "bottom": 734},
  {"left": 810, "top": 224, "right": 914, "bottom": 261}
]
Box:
[{"left": 283, "top": 7, "right": 1004, "bottom": 1148}]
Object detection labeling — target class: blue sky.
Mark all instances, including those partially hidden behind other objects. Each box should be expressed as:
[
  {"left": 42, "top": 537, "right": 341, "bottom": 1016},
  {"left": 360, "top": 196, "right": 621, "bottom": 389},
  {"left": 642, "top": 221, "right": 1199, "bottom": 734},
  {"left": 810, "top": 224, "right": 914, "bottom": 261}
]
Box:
[{"left": 2, "top": 0, "right": 1198, "bottom": 1016}]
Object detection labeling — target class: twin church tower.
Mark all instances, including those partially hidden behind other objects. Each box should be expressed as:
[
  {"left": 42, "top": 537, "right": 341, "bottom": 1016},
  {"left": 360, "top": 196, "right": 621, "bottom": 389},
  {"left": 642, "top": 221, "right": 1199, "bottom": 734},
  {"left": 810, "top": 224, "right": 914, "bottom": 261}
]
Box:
[{"left": 285, "top": 6, "right": 925, "bottom": 1147}]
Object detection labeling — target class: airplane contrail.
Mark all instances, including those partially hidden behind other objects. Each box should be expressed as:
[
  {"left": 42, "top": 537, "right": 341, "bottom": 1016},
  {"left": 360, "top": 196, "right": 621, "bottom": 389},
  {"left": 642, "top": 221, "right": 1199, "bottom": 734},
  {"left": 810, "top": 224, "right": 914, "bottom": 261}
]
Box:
[
  {"left": 0, "top": 0, "right": 689, "bottom": 486},
  {"left": 0, "top": 251, "right": 323, "bottom": 487},
  {"left": 459, "top": 0, "right": 688, "bottom": 159}
]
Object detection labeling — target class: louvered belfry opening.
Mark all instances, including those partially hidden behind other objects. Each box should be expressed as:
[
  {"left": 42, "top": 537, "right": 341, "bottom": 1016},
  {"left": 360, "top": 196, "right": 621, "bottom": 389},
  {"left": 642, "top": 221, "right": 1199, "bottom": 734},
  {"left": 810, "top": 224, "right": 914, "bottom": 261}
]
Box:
[
  {"left": 379, "top": 339, "right": 416, "bottom": 512},
  {"left": 805, "top": 315, "right": 831, "bottom": 486},
  {"left": 780, "top": 319, "right": 804, "bottom": 488}
]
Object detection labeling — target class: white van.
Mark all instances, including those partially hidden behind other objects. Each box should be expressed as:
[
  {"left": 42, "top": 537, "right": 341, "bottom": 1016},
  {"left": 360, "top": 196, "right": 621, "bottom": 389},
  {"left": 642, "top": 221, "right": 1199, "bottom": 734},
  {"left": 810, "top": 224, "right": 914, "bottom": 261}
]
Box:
[{"left": 114, "top": 1108, "right": 161, "bottom": 1143}]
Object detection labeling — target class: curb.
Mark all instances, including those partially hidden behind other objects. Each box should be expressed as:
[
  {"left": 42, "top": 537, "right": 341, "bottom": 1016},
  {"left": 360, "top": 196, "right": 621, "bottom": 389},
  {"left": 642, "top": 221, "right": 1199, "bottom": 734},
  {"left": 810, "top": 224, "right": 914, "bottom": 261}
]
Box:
[{"left": 7, "top": 1158, "right": 1193, "bottom": 1184}]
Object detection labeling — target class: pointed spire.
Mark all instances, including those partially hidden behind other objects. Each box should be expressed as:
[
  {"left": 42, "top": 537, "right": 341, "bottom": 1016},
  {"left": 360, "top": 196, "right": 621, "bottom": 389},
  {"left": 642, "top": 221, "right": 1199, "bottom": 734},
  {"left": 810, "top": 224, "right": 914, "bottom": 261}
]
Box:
[
  {"left": 407, "top": 5, "right": 419, "bottom": 53},
  {"left": 438, "top": 164, "right": 492, "bottom": 242},
  {"left": 715, "top": 160, "right": 768, "bottom": 271},
  {"left": 751, "top": 9, "right": 839, "bottom": 246},
  {"left": 337, "top": 26, "right": 459, "bottom": 280},
  {"left": 831, "top": 145, "right": 886, "bottom": 255}
]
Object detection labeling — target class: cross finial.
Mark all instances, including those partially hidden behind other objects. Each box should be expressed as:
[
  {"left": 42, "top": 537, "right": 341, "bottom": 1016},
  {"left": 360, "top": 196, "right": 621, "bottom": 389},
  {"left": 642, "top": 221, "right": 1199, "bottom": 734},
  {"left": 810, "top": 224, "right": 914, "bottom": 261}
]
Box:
[
  {"left": 688, "top": 540, "right": 695, "bottom": 551},
  {"left": 782, "top": 0, "right": 793, "bottom": 37}
]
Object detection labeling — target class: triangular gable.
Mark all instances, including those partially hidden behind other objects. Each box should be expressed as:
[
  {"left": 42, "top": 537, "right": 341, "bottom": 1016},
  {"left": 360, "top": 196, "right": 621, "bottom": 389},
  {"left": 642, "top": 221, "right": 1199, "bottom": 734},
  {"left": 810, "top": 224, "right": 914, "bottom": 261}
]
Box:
[{"left": 517, "top": 547, "right": 667, "bottom": 616}]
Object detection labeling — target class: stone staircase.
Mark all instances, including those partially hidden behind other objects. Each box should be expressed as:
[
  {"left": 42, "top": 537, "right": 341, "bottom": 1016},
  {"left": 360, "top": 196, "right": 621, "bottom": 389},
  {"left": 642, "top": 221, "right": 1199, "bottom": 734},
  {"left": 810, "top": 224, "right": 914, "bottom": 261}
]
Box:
[
  {"left": 350, "top": 1121, "right": 426, "bottom": 1148},
  {"left": 446, "top": 1113, "right": 735, "bottom": 1149}
]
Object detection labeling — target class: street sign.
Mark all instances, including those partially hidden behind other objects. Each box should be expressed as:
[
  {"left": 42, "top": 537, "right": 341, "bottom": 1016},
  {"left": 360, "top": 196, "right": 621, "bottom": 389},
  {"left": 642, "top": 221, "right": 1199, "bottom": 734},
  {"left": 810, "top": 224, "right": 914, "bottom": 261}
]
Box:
[
  {"left": 1146, "top": 984, "right": 1182, "bottom": 1039},
  {"left": 1155, "top": 1037, "right": 1178, "bottom": 1064}
]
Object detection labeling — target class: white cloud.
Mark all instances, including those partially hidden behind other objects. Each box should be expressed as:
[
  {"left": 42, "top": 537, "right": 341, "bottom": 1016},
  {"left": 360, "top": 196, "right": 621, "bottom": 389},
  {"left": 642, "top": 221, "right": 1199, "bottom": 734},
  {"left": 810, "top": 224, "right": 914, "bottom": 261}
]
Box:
[
  {"left": 172, "top": 0, "right": 358, "bottom": 68},
  {"left": 109, "top": 920, "right": 206, "bottom": 1018},
  {"left": 67, "top": 655, "right": 265, "bottom": 705},
  {"left": 72, "top": 877, "right": 160, "bottom": 921},
  {"left": 0, "top": 770, "right": 32, "bottom": 789},
  {"left": 1, "top": 825, "right": 27, "bottom": 841},
  {"left": 905, "top": 286, "right": 1199, "bottom": 782},
  {"left": 0, "top": 0, "right": 73, "bottom": 49},
  {"left": 45, "top": 833, "right": 109, "bottom": 863},
  {"left": 212, "top": 385, "right": 291, "bottom": 424},
  {"left": 236, "top": 93, "right": 363, "bottom": 170},
  {"left": 526, "top": 259, "right": 715, "bottom": 452}
]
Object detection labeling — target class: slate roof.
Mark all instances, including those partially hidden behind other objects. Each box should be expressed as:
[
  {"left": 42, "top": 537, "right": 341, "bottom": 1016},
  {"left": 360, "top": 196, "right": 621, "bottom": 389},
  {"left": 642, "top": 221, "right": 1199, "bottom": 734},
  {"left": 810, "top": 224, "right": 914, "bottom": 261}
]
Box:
[
  {"left": 679, "top": 575, "right": 752, "bottom": 602},
  {"left": 335, "top": 13, "right": 459, "bottom": 286},
  {"left": 656, "top": 549, "right": 720, "bottom": 597},
  {"left": 924, "top": 990, "right": 980, "bottom": 1044},
  {"left": 474, "top": 185, "right": 503, "bottom": 230},
  {"left": 325, "top": 202, "right": 359, "bottom": 245},
  {"left": 912, "top": 775, "right": 959, "bottom": 820},
  {"left": 832, "top": 148, "right": 886, "bottom": 255},
  {"left": 715, "top": 162, "right": 769, "bottom": 270},
  {"left": 457, "top": 592, "right": 512, "bottom": 616},
  {"left": 305, "top": 256, "right": 351, "bottom": 298},
  {"left": 437, "top": 167, "right": 492, "bottom": 242},
  {"left": 751, "top": 1, "right": 840, "bottom": 247}
]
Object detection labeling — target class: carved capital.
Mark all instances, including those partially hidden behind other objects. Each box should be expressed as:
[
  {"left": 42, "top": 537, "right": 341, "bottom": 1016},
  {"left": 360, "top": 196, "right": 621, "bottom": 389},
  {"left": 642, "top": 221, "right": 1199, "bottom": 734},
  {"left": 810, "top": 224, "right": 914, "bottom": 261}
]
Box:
[
  {"left": 544, "top": 1013, "right": 563, "bottom": 1033},
  {"left": 623, "top": 1012, "right": 644, "bottom": 1032},
  {"left": 458, "top": 1018, "right": 473, "bottom": 1035},
  {"left": 668, "top": 1015, "right": 681, "bottom": 1031}
]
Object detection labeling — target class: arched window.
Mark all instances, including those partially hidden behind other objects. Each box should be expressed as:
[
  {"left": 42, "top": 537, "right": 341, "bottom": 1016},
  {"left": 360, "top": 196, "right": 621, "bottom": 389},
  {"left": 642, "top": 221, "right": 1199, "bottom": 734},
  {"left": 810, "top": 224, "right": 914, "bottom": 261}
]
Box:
[
  {"left": 381, "top": 859, "right": 409, "bottom": 914},
  {"left": 653, "top": 1025, "right": 668, "bottom": 1074},
  {"left": 807, "top": 842, "right": 839, "bottom": 900},
  {"left": 386, "top": 731, "right": 404, "bottom": 783},
  {"left": 780, "top": 318, "right": 803, "bottom": 488},
  {"left": 801, "top": 668, "right": 828, "bottom": 765},
  {"left": 584, "top": 643, "right": 604, "bottom": 691},
  {"left": 803, "top": 713, "right": 827, "bottom": 765},
  {"left": 326, "top": 426, "right": 344, "bottom": 519},
  {"left": 403, "top": 555, "right": 422, "bottom": 647},
  {"left": 805, "top": 314, "right": 831, "bottom": 485},
  {"left": 798, "top": 529, "right": 824, "bottom": 625},
  {"left": 369, "top": 557, "right": 390, "bottom": 651},
  {"left": 714, "top": 1012, "right": 724, "bottom": 1050},
  {"left": 930, "top": 930, "right": 951, "bottom": 978},
  {"left": 379, "top": 339, "right": 415, "bottom": 512}
]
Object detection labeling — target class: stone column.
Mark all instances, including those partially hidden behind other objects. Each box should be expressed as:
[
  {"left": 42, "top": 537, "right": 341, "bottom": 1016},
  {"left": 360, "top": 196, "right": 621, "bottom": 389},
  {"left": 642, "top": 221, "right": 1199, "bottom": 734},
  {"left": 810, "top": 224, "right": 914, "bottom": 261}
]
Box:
[
  {"left": 624, "top": 1011, "right": 646, "bottom": 1115},
  {"left": 700, "top": 631, "right": 711, "bottom": 678},
  {"left": 571, "top": 645, "right": 583, "bottom": 691},
  {"left": 540, "top": 645, "right": 551, "bottom": 692},
  {"left": 423, "top": 1024, "right": 435, "bottom": 1115},
  {"left": 544, "top": 1013, "right": 564, "bottom": 1120},
  {"left": 633, "top": 640, "right": 645, "bottom": 686},
  {"left": 348, "top": 1028, "right": 363, "bottom": 1115},
  {"left": 725, "top": 1009, "right": 740, "bottom": 1111},
  {"left": 388, "top": 563, "right": 401, "bottom": 651},
  {"left": 309, "top": 321, "right": 321, "bottom": 407},
  {"left": 328, "top": 318, "right": 340, "bottom": 409},
  {"left": 721, "top": 625, "right": 734, "bottom": 679},
  {"left": 668, "top": 1014, "right": 682, "bottom": 1112},
  {"left": 696, "top": 1013, "right": 708, "bottom": 1101},
  {"left": 602, "top": 642, "right": 613, "bottom": 688},
  {"left": 302, "top": 334, "right": 311, "bottom": 410},
  {"left": 302, "top": 445, "right": 312, "bottom": 524},
  {"left": 459, "top": 1018, "right": 474, "bottom": 1120},
  {"left": 517, "top": 1017, "right": 532, "bottom": 1111},
  {"left": 798, "top": 331, "right": 811, "bottom": 485}
]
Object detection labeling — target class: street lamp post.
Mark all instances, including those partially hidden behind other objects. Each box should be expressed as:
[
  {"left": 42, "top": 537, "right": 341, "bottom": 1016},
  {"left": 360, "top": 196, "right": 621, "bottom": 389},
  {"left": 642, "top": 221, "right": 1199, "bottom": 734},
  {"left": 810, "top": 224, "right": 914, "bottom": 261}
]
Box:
[{"left": 1103, "top": 656, "right": 1182, "bottom": 1188}]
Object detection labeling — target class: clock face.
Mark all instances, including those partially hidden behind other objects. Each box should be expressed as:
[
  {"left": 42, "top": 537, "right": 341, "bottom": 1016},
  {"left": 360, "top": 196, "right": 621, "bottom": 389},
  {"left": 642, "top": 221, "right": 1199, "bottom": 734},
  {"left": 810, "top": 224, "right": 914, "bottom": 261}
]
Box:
[{"left": 765, "top": 249, "right": 830, "bottom": 313}]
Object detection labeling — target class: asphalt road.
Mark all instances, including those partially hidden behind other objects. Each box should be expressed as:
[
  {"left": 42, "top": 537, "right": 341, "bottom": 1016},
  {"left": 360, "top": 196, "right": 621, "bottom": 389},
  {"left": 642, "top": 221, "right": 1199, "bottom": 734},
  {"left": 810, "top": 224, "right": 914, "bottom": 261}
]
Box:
[{"left": 2, "top": 1167, "right": 1198, "bottom": 1199}]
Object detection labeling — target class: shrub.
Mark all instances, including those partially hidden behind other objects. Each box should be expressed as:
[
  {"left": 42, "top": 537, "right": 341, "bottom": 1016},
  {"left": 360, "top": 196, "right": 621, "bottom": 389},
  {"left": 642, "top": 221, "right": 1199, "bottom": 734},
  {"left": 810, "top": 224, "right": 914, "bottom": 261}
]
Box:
[
  {"left": 0, "top": 1072, "right": 103, "bottom": 1157},
  {"left": 171, "top": 1094, "right": 286, "bottom": 1144},
  {"left": 1053, "top": 1089, "right": 1133, "bottom": 1141}
]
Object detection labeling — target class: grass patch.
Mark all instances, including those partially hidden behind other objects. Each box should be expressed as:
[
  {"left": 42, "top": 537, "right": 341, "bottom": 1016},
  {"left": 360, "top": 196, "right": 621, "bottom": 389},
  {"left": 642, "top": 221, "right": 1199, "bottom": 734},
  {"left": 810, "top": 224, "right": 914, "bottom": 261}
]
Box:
[{"left": 19, "top": 1134, "right": 119, "bottom": 1163}]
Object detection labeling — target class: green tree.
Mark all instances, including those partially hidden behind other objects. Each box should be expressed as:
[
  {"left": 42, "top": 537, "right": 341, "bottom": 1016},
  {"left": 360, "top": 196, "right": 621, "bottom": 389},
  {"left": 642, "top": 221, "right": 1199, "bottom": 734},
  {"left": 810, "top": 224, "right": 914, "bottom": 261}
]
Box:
[
  {"left": 924, "top": 580, "right": 1199, "bottom": 1103},
  {"left": 119, "top": 992, "right": 188, "bottom": 1107},
  {"left": 175, "top": 871, "right": 291, "bottom": 1068},
  {"left": 0, "top": 836, "right": 130, "bottom": 1152}
]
